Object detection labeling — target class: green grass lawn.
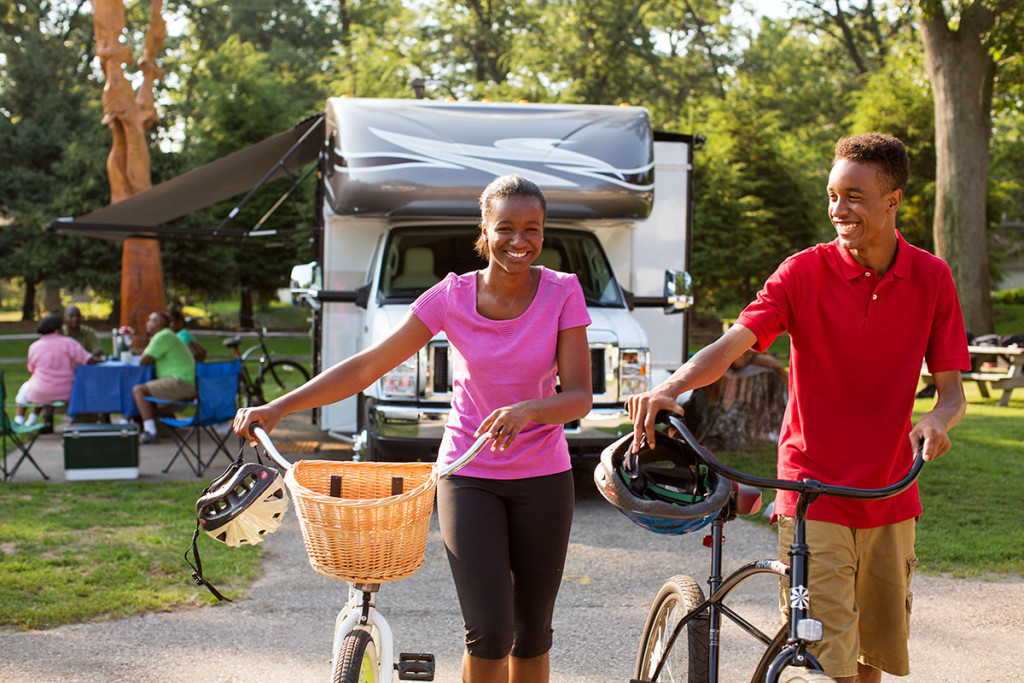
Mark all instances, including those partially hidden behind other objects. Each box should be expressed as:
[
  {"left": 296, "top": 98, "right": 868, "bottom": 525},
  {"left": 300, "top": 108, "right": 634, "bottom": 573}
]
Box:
[{"left": 0, "top": 480, "right": 264, "bottom": 631}]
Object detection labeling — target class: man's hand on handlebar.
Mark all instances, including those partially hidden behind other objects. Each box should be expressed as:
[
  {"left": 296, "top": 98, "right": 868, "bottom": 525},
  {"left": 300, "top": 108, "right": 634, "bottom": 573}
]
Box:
[
  {"left": 233, "top": 405, "right": 283, "bottom": 446},
  {"left": 909, "top": 413, "right": 952, "bottom": 462},
  {"left": 625, "top": 387, "right": 685, "bottom": 454}
]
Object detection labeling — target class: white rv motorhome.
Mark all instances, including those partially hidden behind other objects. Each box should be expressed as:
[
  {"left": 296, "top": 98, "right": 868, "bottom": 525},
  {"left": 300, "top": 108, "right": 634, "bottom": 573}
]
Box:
[{"left": 292, "top": 97, "right": 696, "bottom": 461}]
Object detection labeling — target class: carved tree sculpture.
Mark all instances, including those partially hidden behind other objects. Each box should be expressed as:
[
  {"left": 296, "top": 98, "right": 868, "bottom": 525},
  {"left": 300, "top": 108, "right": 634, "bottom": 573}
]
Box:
[{"left": 92, "top": 0, "right": 167, "bottom": 345}]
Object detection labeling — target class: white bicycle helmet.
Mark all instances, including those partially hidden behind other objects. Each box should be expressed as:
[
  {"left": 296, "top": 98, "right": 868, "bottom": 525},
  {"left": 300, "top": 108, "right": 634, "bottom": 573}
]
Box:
[
  {"left": 594, "top": 430, "right": 731, "bottom": 535},
  {"left": 197, "top": 461, "right": 289, "bottom": 547}
]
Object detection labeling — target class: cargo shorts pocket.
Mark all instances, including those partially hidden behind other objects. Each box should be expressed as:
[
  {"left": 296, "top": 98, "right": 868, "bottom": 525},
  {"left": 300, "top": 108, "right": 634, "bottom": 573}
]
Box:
[{"left": 905, "top": 553, "right": 918, "bottom": 635}]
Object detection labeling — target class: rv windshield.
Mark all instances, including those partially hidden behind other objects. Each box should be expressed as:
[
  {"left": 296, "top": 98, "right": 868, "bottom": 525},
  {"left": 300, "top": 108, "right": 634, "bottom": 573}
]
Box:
[{"left": 378, "top": 227, "right": 624, "bottom": 307}]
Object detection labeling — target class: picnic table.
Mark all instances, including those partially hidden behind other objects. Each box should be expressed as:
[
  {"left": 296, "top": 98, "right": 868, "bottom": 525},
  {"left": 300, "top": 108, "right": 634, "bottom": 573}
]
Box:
[
  {"left": 921, "top": 345, "right": 1024, "bottom": 407},
  {"left": 67, "top": 360, "right": 155, "bottom": 418}
]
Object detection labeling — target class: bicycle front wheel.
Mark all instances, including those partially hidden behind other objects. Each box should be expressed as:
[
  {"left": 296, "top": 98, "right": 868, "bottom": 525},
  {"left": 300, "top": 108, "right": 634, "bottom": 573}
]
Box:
[
  {"left": 333, "top": 629, "right": 380, "bottom": 683},
  {"left": 257, "top": 360, "right": 310, "bottom": 404},
  {"left": 635, "top": 574, "right": 709, "bottom": 683},
  {"left": 782, "top": 670, "right": 837, "bottom": 682}
]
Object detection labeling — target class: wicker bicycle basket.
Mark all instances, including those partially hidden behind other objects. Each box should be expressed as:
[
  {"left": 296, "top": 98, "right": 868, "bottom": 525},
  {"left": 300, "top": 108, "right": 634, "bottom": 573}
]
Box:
[{"left": 283, "top": 460, "right": 439, "bottom": 583}]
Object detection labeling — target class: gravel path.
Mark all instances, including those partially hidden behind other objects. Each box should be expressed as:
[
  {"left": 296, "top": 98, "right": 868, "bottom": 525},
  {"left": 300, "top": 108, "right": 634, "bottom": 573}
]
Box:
[{"left": 2, "top": 423, "right": 1021, "bottom": 682}]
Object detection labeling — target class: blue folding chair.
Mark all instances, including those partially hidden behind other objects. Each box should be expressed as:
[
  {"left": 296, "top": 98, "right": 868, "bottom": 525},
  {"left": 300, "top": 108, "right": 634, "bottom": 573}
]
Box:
[
  {"left": 1, "top": 369, "right": 49, "bottom": 481},
  {"left": 149, "top": 360, "right": 240, "bottom": 476}
]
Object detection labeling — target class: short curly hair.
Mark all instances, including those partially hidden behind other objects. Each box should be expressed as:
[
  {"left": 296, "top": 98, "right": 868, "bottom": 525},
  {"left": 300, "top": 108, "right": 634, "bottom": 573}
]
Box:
[
  {"left": 833, "top": 133, "right": 909, "bottom": 193},
  {"left": 37, "top": 314, "right": 63, "bottom": 335},
  {"left": 474, "top": 174, "right": 547, "bottom": 260}
]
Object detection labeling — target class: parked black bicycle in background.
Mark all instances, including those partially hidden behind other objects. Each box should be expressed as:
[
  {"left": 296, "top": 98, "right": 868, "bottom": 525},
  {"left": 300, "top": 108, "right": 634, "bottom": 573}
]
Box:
[{"left": 223, "top": 318, "right": 310, "bottom": 407}]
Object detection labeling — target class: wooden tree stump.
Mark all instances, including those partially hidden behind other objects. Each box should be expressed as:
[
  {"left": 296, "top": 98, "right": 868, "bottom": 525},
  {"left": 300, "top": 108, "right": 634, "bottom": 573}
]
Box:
[{"left": 683, "top": 352, "right": 788, "bottom": 453}]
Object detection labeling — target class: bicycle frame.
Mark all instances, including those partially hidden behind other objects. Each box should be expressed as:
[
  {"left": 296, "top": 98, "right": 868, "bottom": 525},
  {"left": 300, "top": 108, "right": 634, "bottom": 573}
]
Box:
[{"left": 638, "top": 412, "right": 924, "bottom": 683}]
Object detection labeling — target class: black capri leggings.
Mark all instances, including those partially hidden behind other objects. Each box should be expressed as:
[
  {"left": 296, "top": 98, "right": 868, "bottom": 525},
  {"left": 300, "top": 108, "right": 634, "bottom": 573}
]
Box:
[{"left": 437, "top": 470, "right": 574, "bottom": 660}]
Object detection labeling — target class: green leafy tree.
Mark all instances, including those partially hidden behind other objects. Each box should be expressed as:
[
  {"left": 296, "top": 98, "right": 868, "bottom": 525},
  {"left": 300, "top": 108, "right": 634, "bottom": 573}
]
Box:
[
  {"left": 690, "top": 90, "right": 819, "bottom": 311},
  {"left": 163, "top": 4, "right": 333, "bottom": 323},
  {"left": 0, "top": 0, "right": 121, "bottom": 319}
]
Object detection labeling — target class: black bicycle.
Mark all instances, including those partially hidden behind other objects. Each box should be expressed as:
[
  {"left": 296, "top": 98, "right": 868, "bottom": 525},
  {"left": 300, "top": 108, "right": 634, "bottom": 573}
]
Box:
[
  {"left": 630, "top": 411, "right": 923, "bottom": 683},
  {"left": 223, "top": 319, "right": 310, "bottom": 407}
]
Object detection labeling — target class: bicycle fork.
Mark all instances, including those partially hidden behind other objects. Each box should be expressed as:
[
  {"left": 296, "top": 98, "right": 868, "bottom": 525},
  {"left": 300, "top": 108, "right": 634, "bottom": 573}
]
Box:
[
  {"left": 332, "top": 583, "right": 436, "bottom": 682},
  {"left": 333, "top": 585, "right": 396, "bottom": 682},
  {"left": 764, "top": 492, "right": 826, "bottom": 681}
]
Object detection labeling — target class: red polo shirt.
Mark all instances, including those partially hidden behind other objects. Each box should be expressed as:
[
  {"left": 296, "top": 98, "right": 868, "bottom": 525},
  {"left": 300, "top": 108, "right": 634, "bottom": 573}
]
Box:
[{"left": 736, "top": 232, "right": 970, "bottom": 528}]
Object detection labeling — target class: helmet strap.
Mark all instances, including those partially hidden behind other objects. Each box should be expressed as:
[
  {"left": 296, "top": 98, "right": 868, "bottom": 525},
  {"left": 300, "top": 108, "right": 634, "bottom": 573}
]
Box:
[
  {"left": 182, "top": 444, "right": 252, "bottom": 603},
  {"left": 184, "top": 519, "right": 233, "bottom": 602}
]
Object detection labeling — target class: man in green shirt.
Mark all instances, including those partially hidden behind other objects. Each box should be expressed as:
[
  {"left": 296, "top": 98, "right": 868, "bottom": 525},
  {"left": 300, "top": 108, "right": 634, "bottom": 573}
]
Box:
[
  {"left": 132, "top": 311, "right": 196, "bottom": 444},
  {"left": 63, "top": 305, "right": 103, "bottom": 354}
]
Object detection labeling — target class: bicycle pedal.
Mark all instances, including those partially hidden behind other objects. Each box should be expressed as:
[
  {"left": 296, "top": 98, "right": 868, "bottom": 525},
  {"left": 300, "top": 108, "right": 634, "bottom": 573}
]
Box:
[{"left": 396, "top": 652, "right": 434, "bottom": 680}]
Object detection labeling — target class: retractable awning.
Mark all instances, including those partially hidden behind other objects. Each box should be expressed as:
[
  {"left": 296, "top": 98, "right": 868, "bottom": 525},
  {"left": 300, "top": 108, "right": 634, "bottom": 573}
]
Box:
[{"left": 48, "top": 115, "right": 324, "bottom": 243}]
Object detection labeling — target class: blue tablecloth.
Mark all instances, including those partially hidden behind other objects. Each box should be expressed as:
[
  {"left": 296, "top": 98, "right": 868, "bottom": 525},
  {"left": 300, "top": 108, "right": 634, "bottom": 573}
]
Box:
[{"left": 68, "top": 362, "right": 155, "bottom": 418}]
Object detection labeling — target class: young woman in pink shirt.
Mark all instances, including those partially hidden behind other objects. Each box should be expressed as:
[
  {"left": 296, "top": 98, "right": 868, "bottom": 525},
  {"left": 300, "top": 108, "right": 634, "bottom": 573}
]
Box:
[{"left": 234, "top": 174, "right": 592, "bottom": 683}]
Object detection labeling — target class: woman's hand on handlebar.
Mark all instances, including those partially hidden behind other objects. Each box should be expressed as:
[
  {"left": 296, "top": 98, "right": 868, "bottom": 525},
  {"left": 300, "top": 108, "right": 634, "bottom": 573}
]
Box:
[
  {"left": 626, "top": 387, "right": 684, "bottom": 454},
  {"left": 233, "top": 404, "right": 283, "bottom": 446},
  {"left": 476, "top": 402, "right": 533, "bottom": 451}
]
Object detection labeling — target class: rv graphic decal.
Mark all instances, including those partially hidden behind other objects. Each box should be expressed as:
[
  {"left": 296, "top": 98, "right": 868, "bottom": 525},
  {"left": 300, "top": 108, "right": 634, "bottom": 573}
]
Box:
[{"left": 333, "top": 126, "right": 655, "bottom": 191}]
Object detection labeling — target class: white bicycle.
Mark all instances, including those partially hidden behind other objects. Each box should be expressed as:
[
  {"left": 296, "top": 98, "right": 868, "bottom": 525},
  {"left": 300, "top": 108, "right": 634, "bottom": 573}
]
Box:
[{"left": 251, "top": 424, "right": 487, "bottom": 682}]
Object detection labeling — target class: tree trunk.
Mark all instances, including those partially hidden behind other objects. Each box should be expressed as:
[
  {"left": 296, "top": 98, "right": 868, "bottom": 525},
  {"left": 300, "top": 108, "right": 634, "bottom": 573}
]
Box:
[
  {"left": 239, "top": 288, "right": 254, "bottom": 329},
  {"left": 683, "top": 360, "right": 788, "bottom": 453},
  {"left": 21, "top": 278, "right": 37, "bottom": 321},
  {"left": 917, "top": 1, "right": 996, "bottom": 335},
  {"left": 42, "top": 284, "right": 63, "bottom": 315}
]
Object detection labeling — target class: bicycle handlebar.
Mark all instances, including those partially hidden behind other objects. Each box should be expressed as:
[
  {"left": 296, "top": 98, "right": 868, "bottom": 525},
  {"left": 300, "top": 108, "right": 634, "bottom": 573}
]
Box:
[
  {"left": 247, "top": 423, "right": 488, "bottom": 479},
  {"left": 658, "top": 411, "right": 924, "bottom": 501},
  {"left": 250, "top": 424, "right": 293, "bottom": 471}
]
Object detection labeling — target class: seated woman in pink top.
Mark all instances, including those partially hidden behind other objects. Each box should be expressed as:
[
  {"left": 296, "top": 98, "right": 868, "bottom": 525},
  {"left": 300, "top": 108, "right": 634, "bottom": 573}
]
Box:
[
  {"left": 15, "top": 314, "right": 104, "bottom": 426},
  {"left": 233, "top": 174, "right": 592, "bottom": 683}
]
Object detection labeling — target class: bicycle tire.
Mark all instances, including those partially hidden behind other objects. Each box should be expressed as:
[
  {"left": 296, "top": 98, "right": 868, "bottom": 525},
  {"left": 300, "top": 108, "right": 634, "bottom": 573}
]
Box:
[
  {"left": 256, "top": 360, "right": 310, "bottom": 404},
  {"left": 751, "top": 624, "right": 789, "bottom": 683},
  {"left": 634, "top": 574, "right": 709, "bottom": 683},
  {"left": 332, "top": 629, "right": 380, "bottom": 683},
  {"left": 781, "top": 670, "right": 837, "bottom": 682}
]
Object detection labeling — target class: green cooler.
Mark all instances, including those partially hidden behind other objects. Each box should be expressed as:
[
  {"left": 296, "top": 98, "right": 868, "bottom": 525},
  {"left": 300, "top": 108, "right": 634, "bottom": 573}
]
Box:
[{"left": 63, "top": 423, "right": 140, "bottom": 481}]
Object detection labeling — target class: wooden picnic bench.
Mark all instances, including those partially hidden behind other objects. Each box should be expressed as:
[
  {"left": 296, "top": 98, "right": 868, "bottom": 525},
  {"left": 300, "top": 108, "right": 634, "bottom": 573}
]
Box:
[{"left": 921, "top": 345, "right": 1024, "bottom": 406}]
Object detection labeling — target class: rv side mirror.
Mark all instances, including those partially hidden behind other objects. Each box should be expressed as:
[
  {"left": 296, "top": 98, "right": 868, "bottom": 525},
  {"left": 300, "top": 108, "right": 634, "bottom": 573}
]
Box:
[
  {"left": 290, "top": 262, "right": 320, "bottom": 291},
  {"left": 290, "top": 262, "right": 322, "bottom": 310},
  {"left": 664, "top": 270, "right": 693, "bottom": 314}
]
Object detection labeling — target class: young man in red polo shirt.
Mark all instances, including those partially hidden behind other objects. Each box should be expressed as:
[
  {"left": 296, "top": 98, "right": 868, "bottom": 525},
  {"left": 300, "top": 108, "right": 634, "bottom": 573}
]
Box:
[{"left": 627, "top": 133, "right": 970, "bottom": 683}]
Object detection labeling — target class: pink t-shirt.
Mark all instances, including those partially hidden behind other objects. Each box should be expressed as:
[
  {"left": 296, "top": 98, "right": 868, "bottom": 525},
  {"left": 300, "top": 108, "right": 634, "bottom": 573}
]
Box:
[
  {"left": 410, "top": 267, "right": 591, "bottom": 479},
  {"left": 26, "top": 333, "right": 94, "bottom": 404}
]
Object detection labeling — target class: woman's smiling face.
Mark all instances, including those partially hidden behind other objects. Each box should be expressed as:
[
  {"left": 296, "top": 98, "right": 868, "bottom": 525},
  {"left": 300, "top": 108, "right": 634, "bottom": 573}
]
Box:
[{"left": 482, "top": 195, "right": 545, "bottom": 274}]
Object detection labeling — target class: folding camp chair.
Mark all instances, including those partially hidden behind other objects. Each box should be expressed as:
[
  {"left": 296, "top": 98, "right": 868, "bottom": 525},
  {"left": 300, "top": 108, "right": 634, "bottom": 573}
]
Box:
[
  {"left": 147, "top": 360, "right": 240, "bottom": 477},
  {"left": 0, "top": 369, "right": 49, "bottom": 481}
]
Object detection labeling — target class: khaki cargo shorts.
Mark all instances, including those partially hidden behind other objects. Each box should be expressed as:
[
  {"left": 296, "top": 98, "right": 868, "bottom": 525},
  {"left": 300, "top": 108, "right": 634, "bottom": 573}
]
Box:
[
  {"left": 145, "top": 376, "right": 197, "bottom": 402},
  {"left": 777, "top": 516, "right": 917, "bottom": 678}
]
